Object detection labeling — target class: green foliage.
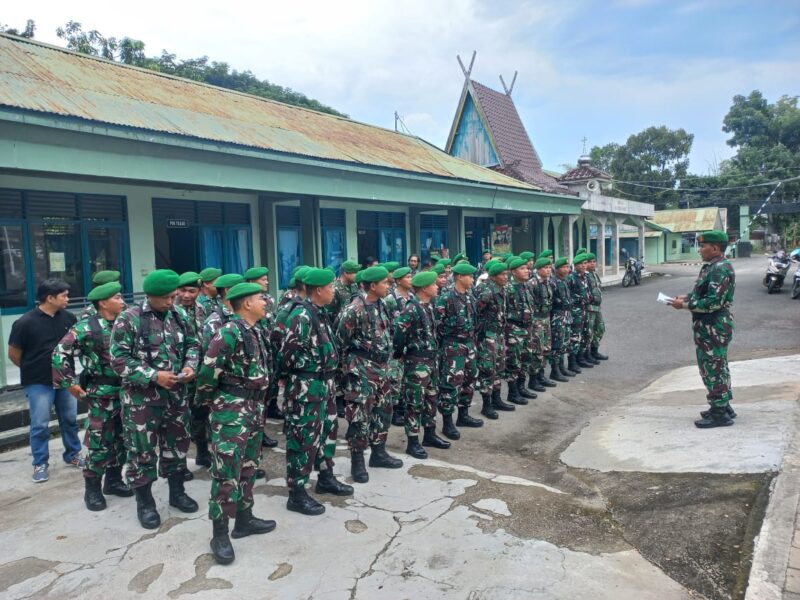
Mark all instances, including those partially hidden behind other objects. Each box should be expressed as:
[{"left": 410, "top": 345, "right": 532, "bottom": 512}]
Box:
[{"left": 0, "top": 19, "right": 35, "bottom": 38}]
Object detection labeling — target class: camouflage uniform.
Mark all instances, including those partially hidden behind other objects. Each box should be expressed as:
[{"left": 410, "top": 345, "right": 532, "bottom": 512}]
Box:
[
  {"left": 336, "top": 296, "right": 393, "bottom": 452},
  {"left": 110, "top": 301, "right": 200, "bottom": 487},
  {"left": 504, "top": 278, "right": 533, "bottom": 382},
  {"left": 278, "top": 299, "right": 340, "bottom": 488},
  {"left": 473, "top": 278, "right": 506, "bottom": 395},
  {"left": 393, "top": 296, "right": 438, "bottom": 437},
  {"left": 530, "top": 278, "right": 554, "bottom": 374},
  {"left": 434, "top": 288, "right": 478, "bottom": 415},
  {"left": 178, "top": 302, "right": 209, "bottom": 449},
  {"left": 566, "top": 271, "right": 590, "bottom": 356},
  {"left": 269, "top": 294, "right": 306, "bottom": 411},
  {"left": 196, "top": 315, "right": 270, "bottom": 520},
  {"left": 383, "top": 290, "right": 407, "bottom": 415},
  {"left": 586, "top": 271, "right": 605, "bottom": 350},
  {"left": 687, "top": 256, "right": 736, "bottom": 408},
  {"left": 197, "top": 293, "right": 221, "bottom": 318},
  {"left": 550, "top": 277, "right": 573, "bottom": 362},
  {"left": 53, "top": 315, "right": 124, "bottom": 478}
]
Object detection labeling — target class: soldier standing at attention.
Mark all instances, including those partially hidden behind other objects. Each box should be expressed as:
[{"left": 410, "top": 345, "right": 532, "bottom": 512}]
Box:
[
  {"left": 389, "top": 266, "right": 414, "bottom": 426},
  {"left": 549, "top": 258, "right": 573, "bottom": 382},
  {"left": 201, "top": 274, "right": 244, "bottom": 352},
  {"left": 668, "top": 230, "right": 737, "bottom": 428},
  {"left": 380, "top": 262, "right": 405, "bottom": 428},
  {"left": 476, "top": 249, "right": 493, "bottom": 277},
  {"left": 435, "top": 262, "right": 481, "bottom": 441},
  {"left": 327, "top": 260, "right": 361, "bottom": 325},
  {"left": 280, "top": 268, "right": 353, "bottom": 515},
  {"left": 337, "top": 266, "right": 403, "bottom": 483},
  {"left": 584, "top": 254, "right": 608, "bottom": 362},
  {"left": 394, "top": 270, "right": 450, "bottom": 458},
  {"left": 473, "top": 261, "right": 511, "bottom": 419},
  {"left": 196, "top": 282, "right": 277, "bottom": 565},
  {"left": 197, "top": 267, "right": 223, "bottom": 316},
  {"left": 110, "top": 269, "right": 200, "bottom": 530},
  {"left": 528, "top": 258, "right": 558, "bottom": 392},
  {"left": 505, "top": 257, "right": 538, "bottom": 405},
  {"left": 79, "top": 270, "right": 122, "bottom": 320},
  {"left": 566, "top": 254, "right": 593, "bottom": 374},
  {"left": 432, "top": 263, "right": 448, "bottom": 291},
  {"left": 53, "top": 282, "right": 133, "bottom": 511}
]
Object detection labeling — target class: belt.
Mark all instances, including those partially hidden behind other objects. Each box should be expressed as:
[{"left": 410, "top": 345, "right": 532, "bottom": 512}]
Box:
[
  {"left": 692, "top": 308, "right": 730, "bottom": 322},
  {"left": 406, "top": 349, "right": 437, "bottom": 359},
  {"left": 352, "top": 348, "right": 390, "bottom": 364},
  {"left": 533, "top": 312, "right": 550, "bottom": 318},
  {"left": 88, "top": 375, "right": 121, "bottom": 387},
  {"left": 288, "top": 369, "right": 337, "bottom": 380},
  {"left": 218, "top": 382, "right": 265, "bottom": 401}
]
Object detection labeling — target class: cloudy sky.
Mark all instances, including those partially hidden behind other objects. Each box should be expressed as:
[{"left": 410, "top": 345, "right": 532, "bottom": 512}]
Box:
[{"left": 4, "top": 0, "right": 798, "bottom": 174}]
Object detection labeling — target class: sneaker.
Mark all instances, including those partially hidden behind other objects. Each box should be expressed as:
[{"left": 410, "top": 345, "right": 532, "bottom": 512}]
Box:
[
  {"left": 32, "top": 464, "right": 49, "bottom": 483},
  {"left": 67, "top": 455, "right": 86, "bottom": 469}
]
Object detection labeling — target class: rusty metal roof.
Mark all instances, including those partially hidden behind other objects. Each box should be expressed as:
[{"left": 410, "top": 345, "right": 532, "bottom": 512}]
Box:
[
  {"left": 0, "top": 34, "right": 538, "bottom": 191},
  {"left": 650, "top": 208, "right": 722, "bottom": 233}
]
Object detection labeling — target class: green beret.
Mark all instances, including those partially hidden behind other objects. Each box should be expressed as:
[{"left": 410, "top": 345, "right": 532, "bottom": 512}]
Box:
[
  {"left": 382, "top": 261, "right": 401, "bottom": 273},
  {"left": 302, "top": 267, "right": 335, "bottom": 287},
  {"left": 412, "top": 271, "right": 437, "bottom": 287},
  {"left": 452, "top": 263, "right": 477, "bottom": 276},
  {"left": 177, "top": 271, "right": 201, "bottom": 288},
  {"left": 431, "top": 264, "right": 445, "bottom": 275},
  {"left": 436, "top": 258, "right": 452, "bottom": 267},
  {"left": 243, "top": 266, "right": 268, "bottom": 280},
  {"left": 341, "top": 260, "right": 361, "bottom": 274},
  {"left": 291, "top": 265, "right": 305, "bottom": 277},
  {"left": 199, "top": 267, "right": 222, "bottom": 282},
  {"left": 87, "top": 281, "right": 122, "bottom": 302},
  {"left": 574, "top": 247, "right": 588, "bottom": 256},
  {"left": 698, "top": 230, "right": 728, "bottom": 243},
  {"left": 502, "top": 253, "right": 513, "bottom": 261},
  {"left": 393, "top": 267, "right": 411, "bottom": 279},
  {"left": 509, "top": 257, "right": 528, "bottom": 270},
  {"left": 540, "top": 249, "right": 554, "bottom": 259},
  {"left": 534, "top": 257, "right": 551, "bottom": 269},
  {"left": 586, "top": 252, "right": 596, "bottom": 261},
  {"left": 92, "top": 270, "right": 120, "bottom": 285},
  {"left": 483, "top": 259, "right": 499, "bottom": 271},
  {"left": 143, "top": 269, "right": 180, "bottom": 296},
  {"left": 325, "top": 266, "right": 336, "bottom": 274},
  {"left": 292, "top": 266, "right": 311, "bottom": 287},
  {"left": 574, "top": 253, "right": 589, "bottom": 265},
  {"left": 225, "top": 282, "right": 263, "bottom": 303},
  {"left": 361, "top": 266, "right": 389, "bottom": 283},
  {"left": 452, "top": 252, "right": 466, "bottom": 264},
  {"left": 214, "top": 273, "right": 245, "bottom": 290},
  {"left": 355, "top": 271, "right": 363, "bottom": 284},
  {"left": 520, "top": 251, "right": 535, "bottom": 261},
  {"left": 554, "top": 257, "right": 569, "bottom": 269},
  {"left": 488, "top": 262, "right": 508, "bottom": 276}
]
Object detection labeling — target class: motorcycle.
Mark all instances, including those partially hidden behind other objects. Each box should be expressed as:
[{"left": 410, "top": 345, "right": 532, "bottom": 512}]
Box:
[
  {"left": 763, "top": 250, "right": 791, "bottom": 294},
  {"left": 791, "top": 254, "right": 800, "bottom": 299},
  {"left": 621, "top": 249, "right": 643, "bottom": 287}
]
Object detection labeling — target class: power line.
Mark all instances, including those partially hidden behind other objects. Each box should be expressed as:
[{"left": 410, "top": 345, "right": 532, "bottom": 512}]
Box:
[
  {"left": 607, "top": 166, "right": 800, "bottom": 185},
  {"left": 610, "top": 174, "right": 800, "bottom": 193}
]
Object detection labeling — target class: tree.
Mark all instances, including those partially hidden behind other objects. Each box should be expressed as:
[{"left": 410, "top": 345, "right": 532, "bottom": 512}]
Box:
[
  {"left": 0, "top": 19, "right": 35, "bottom": 38},
  {"left": 588, "top": 143, "right": 618, "bottom": 174}
]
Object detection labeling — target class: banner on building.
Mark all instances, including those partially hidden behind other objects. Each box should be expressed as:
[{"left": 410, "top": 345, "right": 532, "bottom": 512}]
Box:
[{"left": 491, "top": 224, "right": 512, "bottom": 254}]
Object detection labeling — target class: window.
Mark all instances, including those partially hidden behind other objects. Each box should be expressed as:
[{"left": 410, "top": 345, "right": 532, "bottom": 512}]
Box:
[
  {"left": 356, "top": 210, "right": 405, "bottom": 265},
  {"left": 321, "top": 208, "right": 346, "bottom": 273},
  {"left": 276, "top": 205, "right": 302, "bottom": 289},
  {"left": 420, "top": 214, "right": 449, "bottom": 263},
  {"left": 0, "top": 189, "right": 131, "bottom": 311}
]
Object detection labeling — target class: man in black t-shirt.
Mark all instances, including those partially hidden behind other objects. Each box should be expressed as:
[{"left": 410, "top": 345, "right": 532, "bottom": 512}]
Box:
[{"left": 8, "top": 279, "right": 85, "bottom": 483}]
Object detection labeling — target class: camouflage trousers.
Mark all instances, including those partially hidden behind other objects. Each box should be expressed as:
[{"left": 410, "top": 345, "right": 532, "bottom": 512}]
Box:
[
  {"left": 550, "top": 310, "right": 572, "bottom": 360},
  {"left": 693, "top": 314, "right": 734, "bottom": 407},
  {"left": 386, "top": 357, "right": 404, "bottom": 408},
  {"left": 123, "top": 399, "right": 190, "bottom": 488},
  {"left": 569, "top": 307, "right": 588, "bottom": 355},
  {"left": 591, "top": 310, "right": 605, "bottom": 348},
  {"left": 82, "top": 394, "right": 125, "bottom": 478},
  {"left": 529, "top": 317, "right": 552, "bottom": 373},
  {"left": 505, "top": 323, "right": 532, "bottom": 380},
  {"left": 344, "top": 356, "right": 392, "bottom": 452},
  {"left": 402, "top": 358, "right": 438, "bottom": 437},
  {"left": 584, "top": 311, "right": 598, "bottom": 352},
  {"left": 438, "top": 342, "right": 478, "bottom": 415},
  {"left": 208, "top": 394, "right": 263, "bottom": 520},
  {"left": 476, "top": 330, "right": 505, "bottom": 395},
  {"left": 284, "top": 374, "right": 338, "bottom": 489},
  {"left": 187, "top": 383, "right": 210, "bottom": 445}
]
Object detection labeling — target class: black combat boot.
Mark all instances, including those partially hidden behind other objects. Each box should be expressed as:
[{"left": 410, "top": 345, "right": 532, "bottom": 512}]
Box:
[
  {"left": 231, "top": 507, "right": 277, "bottom": 538},
  {"left": 539, "top": 368, "right": 557, "bottom": 388},
  {"left": 103, "top": 465, "right": 133, "bottom": 497},
  {"left": 567, "top": 355, "right": 582, "bottom": 374},
  {"left": 700, "top": 404, "right": 737, "bottom": 420},
  {"left": 492, "top": 388, "right": 515, "bottom": 411},
  {"left": 195, "top": 440, "right": 212, "bottom": 467},
  {"left": 392, "top": 403, "right": 406, "bottom": 427},
  {"left": 576, "top": 352, "right": 593, "bottom": 369},
  {"left": 481, "top": 394, "right": 498, "bottom": 419},
  {"left": 423, "top": 426, "right": 451, "bottom": 448},
  {"left": 561, "top": 356, "right": 577, "bottom": 377},
  {"left": 168, "top": 472, "right": 199, "bottom": 513},
  {"left": 210, "top": 518, "right": 235, "bottom": 565},
  {"left": 456, "top": 406, "right": 484, "bottom": 428},
  {"left": 261, "top": 433, "right": 278, "bottom": 448},
  {"left": 134, "top": 482, "right": 161, "bottom": 529},
  {"left": 549, "top": 360, "right": 568, "bottom": 383},
  {"left": 266, "top": 398, "right": 284, "bottom": 420},
  {"left": 182, "top": 468, "right": 194, "bottom": 482},
  {"left": 315, "top": 470, "right": 354, "bottom": 496},
  {"left": 517, "top": 377, "right": 537, "bottom": 400},
  {"left": 528, "top": 369, "right": 546, "bottom": 392},
  {"left": 591, "top": 346, "right": 608, "bottom": 361},
  {"left": 369, "top": 442, "right": 404, "bottom": 469},
  {"left": 406, "top": 436, "right": 428, "bottom": 459},
  {"left": 441, "top": 413, "right": 461, "bottom": 440},
  {"left": 84, "top": 475, "right": 107, "bottom": 511},
  {"left": 350, "top": 451, "right": 369, "bottom": 483},
  {"left": 583, "top": 349, "right": 600, "bottom": 365},
  {"left": 287, "top": 485, "right": 325, "bottom": 515},
  {"left": 694, "top": 406, "right": 735, "bottom": 429},
  {"left": 336, "top": 395, "right": 345, "bottom": 419},
  {"left": 255, "top": 469, "right": 266, "bottom": 479}
]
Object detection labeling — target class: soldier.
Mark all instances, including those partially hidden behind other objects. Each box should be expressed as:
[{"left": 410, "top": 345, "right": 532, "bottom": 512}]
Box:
[
  {"left": 435, "top": 262, "right": 481, "bottom": 441},
  {"left": 388, "top": 266, "right": 413, "bottom": 426},
  {"left": 566, "top": 253, "right": 593, "bottom": 374},
  {"left": 432, "top": 263, "right": 448, "bottom": 291},
  {"left": 476, "top": 249, "right": 493, "bottom": 277},
  {"left": 327, "top": 260, "right": 360, "bottom": 325},
  {"left": 505, "top": 257, "right": 538, "bottom": 405},
  {"left": 527, "top": 258, "right": 557, "bottom": 392},
  {"left": 549, "top": 257, "right": 573, "bottom": 382},
  {"left": 201, "top": 274, "right": 244, "bottom": 352},
  {"left": 585, "top": 253, "right": 609, "bottom": 362},
  {"left": 337, "top": 266, "right": 403, "bottom": 483},
  {"left": 79, "top": 270, "right": 122, "bottom": 320},
  {"left": 520, "top": 252, "right": 536, "bottom": 280},
  {"left": 110, "top": 269, "right": 200, "bottom": 529},
  {"left": 394, "top": 270, "right": 450, "bottom": 458},
  {"left": 53, "top": 281, "right": 133, "bottom": 511},
  {"left": 196, "top": 282, "right": 277, "bottom": 565},
  {"left": 280, "top": 268, "right": 353, "bottom": 515},
  {"left": 540, "top": 249, "right": 554, "bottom": 264},
  {"left": 668, "top": 230, "right": 737, "bottom": 428},
  {"left": 197, "top": 267, "right": 223, "bottom": 315},
  {"left": 473, "top": 261, "right": 511, "bottom": 420}
]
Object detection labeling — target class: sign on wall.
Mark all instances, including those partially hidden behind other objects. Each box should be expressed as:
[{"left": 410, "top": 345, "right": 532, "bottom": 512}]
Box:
[
  {"left": 167, "top": 218, "right": 189, "bottom": 228},
  {"left": 491, "top": 224, "right": 512, "bottom": 254}
]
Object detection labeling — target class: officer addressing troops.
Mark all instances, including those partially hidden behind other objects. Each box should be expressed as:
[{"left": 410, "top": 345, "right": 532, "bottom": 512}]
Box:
[
  {"left": 668, "top": 230, "right": 737, "bottom": 428},
  {"left": 110, "top": 269, "right": 200, "bottom": 530},
  {"left": 196, "top": 282, "right": 277, "bottom": 565},
  {"left": 53, "top": 281, "right": 133, "bottom": 512}
]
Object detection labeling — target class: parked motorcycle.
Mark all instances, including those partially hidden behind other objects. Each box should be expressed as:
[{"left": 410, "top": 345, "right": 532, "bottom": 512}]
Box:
[
  {"left": 791, "top": 255, "right": 800, "bottom": 299},
  {"left": 621, "top": 249, "right": 643, "bottom": 287},
  {"left": 763, "top": 250, "right": 791, "bottom": 294}
]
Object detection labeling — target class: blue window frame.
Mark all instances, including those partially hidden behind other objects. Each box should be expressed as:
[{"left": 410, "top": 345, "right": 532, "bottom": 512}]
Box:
[
  {"left": 320, "top": 208, "right": 347, "bottom": 274},
  {"left": 420, "top": 214, "right": 449, "bottom": 263},
  {"left": 276, "top": 205, "right": 303, "bottom": 289},
  {"left": 356, "top": 210, "right": 405, "bottom": 265}
]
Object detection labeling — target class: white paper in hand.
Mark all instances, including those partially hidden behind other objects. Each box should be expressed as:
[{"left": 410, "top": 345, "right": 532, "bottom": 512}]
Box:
[{"left": 657, "top": 292, "right": 674, "bottom": 304}]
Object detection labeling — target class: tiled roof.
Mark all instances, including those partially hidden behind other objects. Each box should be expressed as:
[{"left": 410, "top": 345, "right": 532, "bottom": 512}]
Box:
[
  {"left": 559, "top": 163, "right": 611, "bottom": 182},
  {"left": 469, "top": 80, "right": 574, "bottom": 195}
]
